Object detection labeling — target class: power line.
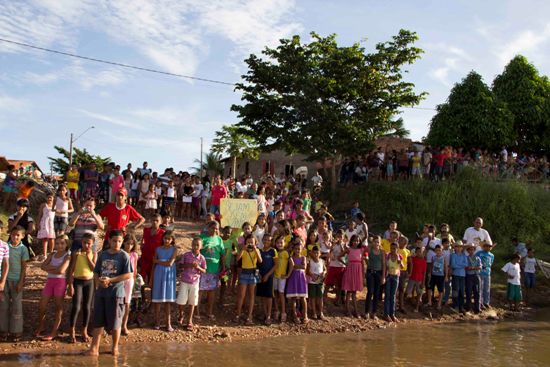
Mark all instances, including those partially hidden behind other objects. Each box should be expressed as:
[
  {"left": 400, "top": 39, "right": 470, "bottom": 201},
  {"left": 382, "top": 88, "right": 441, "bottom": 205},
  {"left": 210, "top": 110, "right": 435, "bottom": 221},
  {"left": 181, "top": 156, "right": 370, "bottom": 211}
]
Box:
[
  {"left": 0, "top": 37, "right": 439, "bottom": 111},
  {"left": 0, "top": 37, "right": 236, "bottom": 86}
]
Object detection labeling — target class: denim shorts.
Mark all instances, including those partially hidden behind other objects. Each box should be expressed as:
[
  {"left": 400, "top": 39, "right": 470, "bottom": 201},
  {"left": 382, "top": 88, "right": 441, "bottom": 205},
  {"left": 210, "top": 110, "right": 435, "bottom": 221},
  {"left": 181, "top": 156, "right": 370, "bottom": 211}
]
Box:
[{"left": 239, "top": 270, "right": 259, "bottom": 285}]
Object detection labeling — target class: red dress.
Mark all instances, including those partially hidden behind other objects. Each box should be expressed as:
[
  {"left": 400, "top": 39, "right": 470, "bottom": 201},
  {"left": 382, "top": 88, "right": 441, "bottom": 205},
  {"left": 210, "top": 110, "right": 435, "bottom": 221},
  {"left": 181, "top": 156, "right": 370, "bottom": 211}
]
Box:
[
  {"left": 139, "top": 227, "right": 165, "bottom": 281},
  {"left": 342, "top": 247, "right": 365, "bottom": 292}
]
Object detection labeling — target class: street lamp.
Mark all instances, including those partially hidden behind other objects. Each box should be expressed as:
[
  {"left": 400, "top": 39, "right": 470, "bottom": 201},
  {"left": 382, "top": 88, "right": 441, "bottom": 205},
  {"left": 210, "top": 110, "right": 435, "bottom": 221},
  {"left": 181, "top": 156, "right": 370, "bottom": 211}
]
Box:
[{"left": 69, "top": 126, "right": 95, "bottom": 166}]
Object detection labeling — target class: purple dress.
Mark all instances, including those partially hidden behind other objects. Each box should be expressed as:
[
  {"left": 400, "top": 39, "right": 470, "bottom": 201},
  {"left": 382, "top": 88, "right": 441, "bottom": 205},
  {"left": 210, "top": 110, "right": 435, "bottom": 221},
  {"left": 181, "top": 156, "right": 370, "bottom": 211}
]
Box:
[{"left": 286, "top": 256, "right": 308, "bottom": 298}]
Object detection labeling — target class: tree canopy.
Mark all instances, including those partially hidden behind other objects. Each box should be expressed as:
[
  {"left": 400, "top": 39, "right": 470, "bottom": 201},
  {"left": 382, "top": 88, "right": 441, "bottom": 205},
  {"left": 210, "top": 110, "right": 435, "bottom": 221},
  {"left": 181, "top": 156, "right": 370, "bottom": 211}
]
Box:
[
  {"left": 231, "top": 30, "right": 426, "bottom": 163},
  {"left": 492, "top": 55, "right": 550, "bottom": 152},
  {"left": 211, "top": 125, "right": 260, "bottom": 178},
  {"left": 48, "top": 146, "right": 111, "bottom": 174},
  {"left": 426, "top": 71, "right": 514, "bottom": 150}
]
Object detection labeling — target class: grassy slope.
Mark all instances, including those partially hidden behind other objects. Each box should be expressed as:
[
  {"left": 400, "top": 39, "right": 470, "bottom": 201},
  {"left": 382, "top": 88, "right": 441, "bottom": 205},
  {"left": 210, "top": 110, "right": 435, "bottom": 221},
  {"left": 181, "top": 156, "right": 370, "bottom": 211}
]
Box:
[{"left": 330, "top": 167, "right": 550, "bottom": 278}]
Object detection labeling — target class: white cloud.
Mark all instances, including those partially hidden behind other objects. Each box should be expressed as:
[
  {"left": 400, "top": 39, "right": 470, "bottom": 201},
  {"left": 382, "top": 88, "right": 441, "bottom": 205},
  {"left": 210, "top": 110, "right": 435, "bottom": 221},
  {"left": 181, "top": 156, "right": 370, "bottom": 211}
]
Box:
[
  {"left": 497, "top": 24, "right": 550, "bottom": 65},
  {"left": 77, "top": 109, "right": 145, "bottom": 130},
  {"left": 0, "top": 94, "right": 26, "bottom": 110},
  {"left": 1, "top": 0, "right": 301, "bottom": 84}
]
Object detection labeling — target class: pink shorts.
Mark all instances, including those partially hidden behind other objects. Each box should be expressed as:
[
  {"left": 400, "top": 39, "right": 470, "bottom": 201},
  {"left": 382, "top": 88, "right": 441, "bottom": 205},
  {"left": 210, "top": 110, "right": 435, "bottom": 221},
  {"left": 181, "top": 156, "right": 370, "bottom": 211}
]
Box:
[{"left": 42, "top": 277, "right": 67, "bottom": 297}]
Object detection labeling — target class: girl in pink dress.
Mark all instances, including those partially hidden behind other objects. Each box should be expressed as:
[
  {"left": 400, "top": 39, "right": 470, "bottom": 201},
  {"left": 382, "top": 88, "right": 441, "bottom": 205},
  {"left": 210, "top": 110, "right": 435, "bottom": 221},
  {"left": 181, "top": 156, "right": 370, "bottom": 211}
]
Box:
[
  {"left": 36, "top": 194, "right": 56, "bottom": 260},
  {"left": 340, "top": 235, "right": 366, "bottom": 317}
]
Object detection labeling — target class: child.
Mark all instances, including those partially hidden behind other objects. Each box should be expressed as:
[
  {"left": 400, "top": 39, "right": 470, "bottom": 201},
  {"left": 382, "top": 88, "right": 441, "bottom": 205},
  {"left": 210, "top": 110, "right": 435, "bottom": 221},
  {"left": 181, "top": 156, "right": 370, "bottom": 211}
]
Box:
[
  {"left": 476, "top": 242, "right": 494, "bottom": 309},
  {"left": 219, "top": 226, "right": 236, "bottom": 305},
  {"left": 164, "top": 181, "right": 177, "bottom": 217},
  {"left": 176, "top": 237, "right": 206, "bottom": 330},
  {"left": 305, "top": 229, "right": 319, "bottom": 255},
  {"left": 53, "top": 184, "right": 74, "bottom": 236},
  {"left": 307, "top": 246, "right": 327, "bottom": 320},
  {"left": 324, "top": 229, "right": 347, "bottom": 306},
  {"left": 523, "top": 248, "right": 537, "bottom": 305},
  {"left": 502, "top": 254, "right": 522, "bottom": 311},
  {"left": 407, "top": 246, "right": 427, "bottom": 312},
  {"left": 0, "top": 226, "right": 29, "bottom": 342},
  {"left": 253, "top": 213, "right": 268, "bottom": 249},
  {"left": 67, "top": 232, "right": 96, "bottom": 343},
  {"left": 428, "top": 245, "right": 447, "bottom": 310},
  {"left": 0, "top": 221, "right": 8, "bottom": 303},
  {"left": 397, "top": 236, "right": 411, "bottom": 312},
  {"left": 150, "top": 232, "right": 178, "bottom": 331},
  {"left": 341, "top": 235, "right": 365, "bottom": 318},
  {"left": 122, "top": 234, "right": 140, "bottom": 335},
  {"left": 130, "top": 269, "right": 145, "bottom": 327},
  {"left": 365, "top": 236, "right": 385, "bottom": 319},
  {"left": 450, "top": 242, "right": 468, "bottom": 313},
  {"left": 350, "top": 201, "right": 362, "bottom": 219},
  {"left": 34, "top": 234, "right": 71, "bottom": 340},
  {"left": 286, "top": 239, "right": 309, "bottom": 324},
  {"left": 293, "top": 214, "right": 308, "bottom": 244},
  {"left": 36, "top": 194, "right": 56, "bottom": 260},
  {"left": 87, "top": 230, "right": 132, "bottom": 356},
  {"left": 257, "top": 234, "right": 278, "bottom": 324},
  {"left": 384, "top": 242, "right": 403, "bottom": 323},
  {"left": 465, "top": 245, "right": 482, "bottom": 313},
  {"left": 235, "top": 235, "right": 262, "bottom": 324},
  {"left": 144, "top": 184, "right": 158, "bottom": 218},
  {"left": 160, "top": 214, "right": 175, "bottom": 232},
  {"left": 273, "top": 235, "right": 289, "bottom": 322}
]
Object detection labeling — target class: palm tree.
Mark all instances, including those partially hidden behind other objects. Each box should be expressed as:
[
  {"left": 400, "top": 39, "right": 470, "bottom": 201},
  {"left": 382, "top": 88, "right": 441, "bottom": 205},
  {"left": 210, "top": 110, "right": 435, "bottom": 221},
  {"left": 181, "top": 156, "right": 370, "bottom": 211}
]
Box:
[
  {"left": 211, "top": 125, "right": 260, "bottom": 179},
  {"left": 190, "top": 152, "right": 224, "bottom": 177}
]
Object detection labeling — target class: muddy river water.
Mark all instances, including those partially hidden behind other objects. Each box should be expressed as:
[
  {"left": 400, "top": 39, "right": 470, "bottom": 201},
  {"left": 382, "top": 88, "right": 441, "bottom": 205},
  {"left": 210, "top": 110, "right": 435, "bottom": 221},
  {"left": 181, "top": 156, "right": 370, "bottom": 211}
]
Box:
[{"left": 1, "top": 311, "right": 550, "bottom": 366}]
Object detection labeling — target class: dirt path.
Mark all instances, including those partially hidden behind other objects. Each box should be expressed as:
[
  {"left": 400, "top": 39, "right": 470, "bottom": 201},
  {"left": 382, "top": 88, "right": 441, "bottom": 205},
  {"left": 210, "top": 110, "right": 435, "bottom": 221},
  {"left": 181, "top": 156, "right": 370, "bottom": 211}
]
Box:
[{"left": 0, "top": 220, "right": 538, "bottom": 355}]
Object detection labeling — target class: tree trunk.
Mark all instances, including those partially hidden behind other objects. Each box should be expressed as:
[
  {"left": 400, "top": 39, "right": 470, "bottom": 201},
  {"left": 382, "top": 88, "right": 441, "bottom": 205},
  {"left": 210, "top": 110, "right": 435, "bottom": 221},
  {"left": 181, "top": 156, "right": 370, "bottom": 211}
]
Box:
[
  {"left": 232, "top": 156, "right": 237, "bottom": 179},
  {"left": 330, "top": 156, "right": 338, "bottom": 193}
]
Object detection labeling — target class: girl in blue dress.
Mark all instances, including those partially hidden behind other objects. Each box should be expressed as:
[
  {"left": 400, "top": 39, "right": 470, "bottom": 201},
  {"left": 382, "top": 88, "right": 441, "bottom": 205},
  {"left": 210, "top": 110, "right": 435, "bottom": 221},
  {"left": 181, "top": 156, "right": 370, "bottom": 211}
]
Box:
[{"left": 150, "top": 232, "right": 177, "bottom": 331}]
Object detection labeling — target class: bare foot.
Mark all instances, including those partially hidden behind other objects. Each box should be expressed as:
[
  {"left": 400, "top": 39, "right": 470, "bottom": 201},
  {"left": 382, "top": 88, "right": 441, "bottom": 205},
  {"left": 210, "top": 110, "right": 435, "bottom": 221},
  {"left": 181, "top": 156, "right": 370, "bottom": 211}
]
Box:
[
  {"left": 84, "top": 349, "right": 99, "bottom": 356},
  {"left": 82, "top": 334, "right": 90, "bottom": 343},
  {"left": 111, "top": 347, "right": 119, "bottom": 356}
]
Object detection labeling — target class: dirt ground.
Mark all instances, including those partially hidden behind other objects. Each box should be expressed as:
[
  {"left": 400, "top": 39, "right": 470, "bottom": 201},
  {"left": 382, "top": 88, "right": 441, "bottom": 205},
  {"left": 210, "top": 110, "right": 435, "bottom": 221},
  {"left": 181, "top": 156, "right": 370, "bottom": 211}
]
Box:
[{"left": 1, "top": 219, "right": 547, "bottom": 355}]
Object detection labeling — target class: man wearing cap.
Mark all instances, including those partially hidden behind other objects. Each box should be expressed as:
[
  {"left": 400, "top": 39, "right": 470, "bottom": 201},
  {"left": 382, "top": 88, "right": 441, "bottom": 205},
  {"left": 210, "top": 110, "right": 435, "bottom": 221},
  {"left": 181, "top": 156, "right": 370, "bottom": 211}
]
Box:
[
  {"left": 8, "top": 199, "right": 35, "bottom": 256},
  {"left": 475, "top": 242, "right": 494, "bottom": 308},
  {"left": 99, "top": 188, "right": 144, "bottom": 246},
  {"left": 463, "top": 217, "right": 493, "bottom": 252}
]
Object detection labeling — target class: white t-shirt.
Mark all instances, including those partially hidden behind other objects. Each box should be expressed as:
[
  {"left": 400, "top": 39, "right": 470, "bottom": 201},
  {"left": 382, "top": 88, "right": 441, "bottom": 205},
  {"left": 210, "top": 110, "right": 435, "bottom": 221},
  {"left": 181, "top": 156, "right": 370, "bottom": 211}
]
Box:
[
  {"left": 193, "top": 183, "right": 203, "bottom": 198},
  {"left": 463, "top": 227, "right": 492, "bottom": 251},
  {"left": 524, "top": 257, "right": 537, "bottom": 274},
  {"left": 308, "top": 258, "right": 325, "bottom": 284},
  {"left": 311, "top": 175, "right": 323, "bottom": 186},
  {"left": 426, "top": 250, "right": 436, "bottom": 264},
  {"left": 502, "top": 262, "right": 521, "bottom": 285}
]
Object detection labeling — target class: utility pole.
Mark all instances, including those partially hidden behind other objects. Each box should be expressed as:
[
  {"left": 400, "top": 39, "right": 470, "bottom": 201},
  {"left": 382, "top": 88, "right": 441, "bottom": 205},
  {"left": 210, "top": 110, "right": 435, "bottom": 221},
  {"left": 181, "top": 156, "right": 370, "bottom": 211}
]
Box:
[
  {"left": 69, "top": 126, "right": 95, "bottom": 168},
  {"left": 69, "top": 133, "right": 74, "bottom": 166},
  {"left": 200, "top": 137, "right": 203, "bottom": 179}
]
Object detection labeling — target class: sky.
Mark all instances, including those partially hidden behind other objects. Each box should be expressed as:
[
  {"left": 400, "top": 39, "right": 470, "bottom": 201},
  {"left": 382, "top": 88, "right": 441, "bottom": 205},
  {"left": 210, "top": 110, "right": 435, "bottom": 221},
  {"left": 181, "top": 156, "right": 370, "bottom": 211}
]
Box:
[{"left": 2, "top": 0, "right": 550, "bottom": 175}]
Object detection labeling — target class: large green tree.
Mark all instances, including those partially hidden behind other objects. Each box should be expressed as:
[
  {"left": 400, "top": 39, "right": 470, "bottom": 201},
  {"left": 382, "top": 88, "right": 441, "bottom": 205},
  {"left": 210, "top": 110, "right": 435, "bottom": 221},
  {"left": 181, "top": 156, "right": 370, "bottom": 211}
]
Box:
[
  {"left": 48, "top": 146, "right": 111, "bottom": 174},
  {"left": 426, "top": 71, "right": 514, "bottom": 150},
  {"left": 492, "top": 55, "right": 550, "bottom": 151},
  {"left": 231, "top": 30, "right": 426, "bottom": 189},
  {"left": 211, "top": 125, "right": 260, "bottom": 179}
]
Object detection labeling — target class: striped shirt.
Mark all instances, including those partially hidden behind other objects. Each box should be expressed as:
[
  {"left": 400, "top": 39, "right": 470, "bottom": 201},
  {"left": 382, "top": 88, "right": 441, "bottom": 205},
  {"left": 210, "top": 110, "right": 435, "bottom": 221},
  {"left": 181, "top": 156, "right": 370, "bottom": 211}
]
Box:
[{"left": 0, "top": 241, "right": 8, "bottom": 273}]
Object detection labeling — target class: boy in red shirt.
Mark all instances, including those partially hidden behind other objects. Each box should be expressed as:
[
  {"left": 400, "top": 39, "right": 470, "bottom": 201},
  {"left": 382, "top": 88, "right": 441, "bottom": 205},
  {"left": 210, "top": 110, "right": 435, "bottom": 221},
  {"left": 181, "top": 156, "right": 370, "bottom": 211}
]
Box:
[
  {"left": 210, "top": 176, "right": 228, "bottom": 220},
  {"left": 407, "top": 246, "right": 427, "bottom": 312}
]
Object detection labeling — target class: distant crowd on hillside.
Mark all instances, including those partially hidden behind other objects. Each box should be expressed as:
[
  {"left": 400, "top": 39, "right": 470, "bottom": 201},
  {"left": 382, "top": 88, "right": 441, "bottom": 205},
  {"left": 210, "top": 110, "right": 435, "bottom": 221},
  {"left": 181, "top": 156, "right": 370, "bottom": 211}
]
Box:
[{"left": 339, "top": 146, "right": 550, "bottom": 184}]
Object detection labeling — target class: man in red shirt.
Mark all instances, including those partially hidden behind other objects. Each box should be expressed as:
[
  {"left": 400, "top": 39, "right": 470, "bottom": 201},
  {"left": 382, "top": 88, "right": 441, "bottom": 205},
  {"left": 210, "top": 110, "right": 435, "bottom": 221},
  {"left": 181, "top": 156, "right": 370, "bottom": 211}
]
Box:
[
  {"left": 99, "top": 187, "right": 145, "bottom": 247},
  {"left": 209, "top": 176, "right": 228, "bottom": 217}
]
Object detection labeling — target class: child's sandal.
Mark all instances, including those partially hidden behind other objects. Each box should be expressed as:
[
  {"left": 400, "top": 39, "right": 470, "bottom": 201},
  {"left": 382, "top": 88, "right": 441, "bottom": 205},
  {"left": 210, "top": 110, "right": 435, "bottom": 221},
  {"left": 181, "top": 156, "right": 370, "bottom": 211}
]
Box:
[
  {"left": 245, "top": 318, "right": 254, "bottom": 326},
  {"left": 280, "top": 313, "right": 287, "bottom": 323}
]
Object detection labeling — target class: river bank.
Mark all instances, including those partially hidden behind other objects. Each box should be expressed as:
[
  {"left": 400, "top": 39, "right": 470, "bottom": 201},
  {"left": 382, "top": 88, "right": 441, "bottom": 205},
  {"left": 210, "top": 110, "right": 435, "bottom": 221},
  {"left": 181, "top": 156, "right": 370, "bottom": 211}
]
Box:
[{"left": 2, "top": 219, "right": 548, "bottom": 355}]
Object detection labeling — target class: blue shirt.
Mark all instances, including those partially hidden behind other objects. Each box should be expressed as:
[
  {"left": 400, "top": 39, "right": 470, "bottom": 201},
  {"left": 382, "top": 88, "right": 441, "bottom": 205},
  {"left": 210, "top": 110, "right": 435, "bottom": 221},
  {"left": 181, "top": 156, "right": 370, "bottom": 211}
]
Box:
[
  {"left": 7, "top": 242, "right": 30, "bottom": 282},
  {"left": 432, "top": 255, "right": 446, "bottom": 276},
  {"left": 94, "top": 250, "right": 132, "bottom": 298},
  {"left": 476, "top": 250, "right": 494, "bottom": 276},
  {"left": 466, "top": 255, "right": 482, "bottom": 275},
  {"left": 450, "top": 253, "right": 468, "bottom": 277}
]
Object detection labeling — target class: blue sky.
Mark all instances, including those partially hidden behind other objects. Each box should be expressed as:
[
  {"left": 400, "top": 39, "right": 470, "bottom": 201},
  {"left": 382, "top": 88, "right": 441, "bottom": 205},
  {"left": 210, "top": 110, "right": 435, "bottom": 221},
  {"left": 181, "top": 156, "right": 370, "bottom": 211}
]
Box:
[{"left": 2, "top": 0, "right": 550, "bottom": 174}]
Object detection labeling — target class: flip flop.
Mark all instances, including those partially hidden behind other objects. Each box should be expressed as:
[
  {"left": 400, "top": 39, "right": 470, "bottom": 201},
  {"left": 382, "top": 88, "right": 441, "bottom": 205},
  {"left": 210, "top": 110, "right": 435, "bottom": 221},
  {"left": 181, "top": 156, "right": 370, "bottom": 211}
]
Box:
[
  {"left": 41, "top": 335, "right": 56, "bottom": 341},
  {"left": 186, "top": 323, "right": 194, "bottom": 331}
]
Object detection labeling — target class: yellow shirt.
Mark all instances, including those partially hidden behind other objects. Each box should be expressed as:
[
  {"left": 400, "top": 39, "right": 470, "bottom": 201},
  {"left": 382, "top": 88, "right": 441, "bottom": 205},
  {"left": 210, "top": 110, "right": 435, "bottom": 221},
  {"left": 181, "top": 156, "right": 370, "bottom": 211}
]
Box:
[
  {"left": 67, "top": 170, "right": 80, "bottom": 190},
  {"left": 397, "top": 248, "right": 411, "bottom": 271},
  {"left": 412, "top": 156, "right": 421, "bottom": 168},
  {"left": 381, "top": 239, "right": 392, "bottom": 254},
  {"left": 240, "top": 250, "right": 259, "bottom": 269},
  {"left": 274, "top": 250, "right": 289, "bottom": 278},
  {"left": 387, "top": 255, "right": 402, "bottom": 276},
  {"left": 73, "top": 252, "right": 94, "bottom": 279}
]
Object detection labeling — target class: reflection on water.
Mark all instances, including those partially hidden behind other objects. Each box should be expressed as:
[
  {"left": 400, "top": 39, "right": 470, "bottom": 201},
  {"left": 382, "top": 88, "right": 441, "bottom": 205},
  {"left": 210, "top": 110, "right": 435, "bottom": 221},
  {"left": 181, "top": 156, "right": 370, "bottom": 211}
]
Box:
[{"left": 2, "top": 311, "right": 550, "bottom": 366}]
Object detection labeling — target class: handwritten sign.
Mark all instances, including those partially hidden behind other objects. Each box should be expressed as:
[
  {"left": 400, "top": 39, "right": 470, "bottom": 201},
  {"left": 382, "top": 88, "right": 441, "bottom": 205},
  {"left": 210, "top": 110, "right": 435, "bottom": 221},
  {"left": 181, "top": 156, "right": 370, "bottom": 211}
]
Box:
[{"left": 220, "top": 198, "right": 258, "bottom": 228}]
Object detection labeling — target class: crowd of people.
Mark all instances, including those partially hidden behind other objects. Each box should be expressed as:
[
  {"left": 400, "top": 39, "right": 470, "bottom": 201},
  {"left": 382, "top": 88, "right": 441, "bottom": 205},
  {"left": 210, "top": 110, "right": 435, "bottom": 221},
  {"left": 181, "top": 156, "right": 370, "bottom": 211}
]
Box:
[
  {"left": 0, "top": 160, "right": 542, "bottom": 357},
  {"left": 340, "top": 146, "right": 550, "bottom": 184}
]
